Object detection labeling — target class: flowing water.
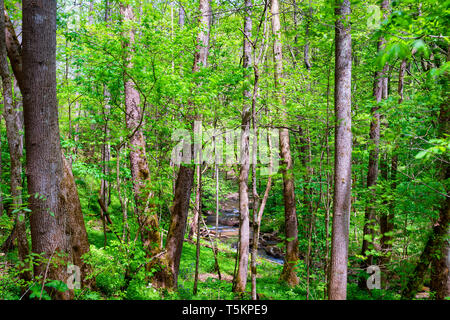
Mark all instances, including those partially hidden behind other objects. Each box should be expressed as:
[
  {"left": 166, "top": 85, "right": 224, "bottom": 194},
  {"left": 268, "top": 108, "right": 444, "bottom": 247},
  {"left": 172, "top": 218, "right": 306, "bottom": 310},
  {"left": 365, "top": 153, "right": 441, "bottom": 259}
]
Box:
[{"left": 203, "top": 201, "right": 285, "bottom": 265}]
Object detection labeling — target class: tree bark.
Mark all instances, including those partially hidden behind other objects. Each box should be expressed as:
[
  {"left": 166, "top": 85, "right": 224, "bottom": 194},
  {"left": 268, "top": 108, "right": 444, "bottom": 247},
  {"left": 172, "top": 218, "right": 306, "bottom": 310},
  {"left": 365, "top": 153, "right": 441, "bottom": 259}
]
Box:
[
  {"left": 22, "top": 0, "right": 91, "bottom": 299},
  {"left": 154, "top": 165, "right": 194, "bottom": 289},
  {"left": 0, "top": 0, "right": 29, "bottom": 280},
  {"left": 360, "top": 0, "right": 390, "bottom": 283},
  {"left": 120, "top": 3, "right": 162, "bottom": 258},
  {"left": 0, "top": 120, "right": 2, "bottom": 217},
  {"left": 304, "top": 5, "right": 312, "bottom": 70},
  {"left": 398, "top": 59, "right": 406, "bottom": 103},
  {"left": 270, "top": 0, "right": 299, "bottom": 286},
  {"left": 192, "top": 0, "right": 211, "bottom": 72},
  {"left": 380, "top": 153, "right": 397, "bottom": 268},
  {"left": 234, "top": 0, "right": 253, "bottom": 294},
  {"left": 329, "top": 0, "right": 352, "bottom": 300},
  {"left": 6, "top": 3, "right": 91, "bottom": 294},
  {"left": 188, "top": 164, "right": 201, "bottom": 240},
  {"left": 178, "top": 4, "right": 185, "bottom": 27},
  {"left": 193, "top": 164, "right": 202, "bottom": 295}
]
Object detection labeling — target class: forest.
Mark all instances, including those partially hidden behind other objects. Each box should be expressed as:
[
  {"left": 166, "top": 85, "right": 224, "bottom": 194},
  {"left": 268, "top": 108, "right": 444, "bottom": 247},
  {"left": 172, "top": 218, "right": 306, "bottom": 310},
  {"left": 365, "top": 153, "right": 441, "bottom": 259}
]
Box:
[{"left": 0, "top": 0, "right": 448, "bottom": 301}]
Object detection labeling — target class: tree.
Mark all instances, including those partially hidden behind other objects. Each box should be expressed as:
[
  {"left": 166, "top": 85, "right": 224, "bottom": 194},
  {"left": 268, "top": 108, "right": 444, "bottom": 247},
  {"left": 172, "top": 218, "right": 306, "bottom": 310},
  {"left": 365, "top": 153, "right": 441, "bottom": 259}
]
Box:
[
  {"left": 270, "top": 0, "right": 300, "bottom": 287},
  {"left": 234, "top": 0, "right": 252, "bottom": 294},
  {"left": 120, "top": 2, "right": 162, "bottom": 257},
  {"left": 360, "top": 0, "right": 390, "bottom": 280},
  {"left": 0, "top": 0, "right": 29, "bottom": 280},
  {"left": 21, "top": 0, "right": 90, "bottom": 299},
  {"left": 328, "top": 0, "right": 352, "bottom": 300}
]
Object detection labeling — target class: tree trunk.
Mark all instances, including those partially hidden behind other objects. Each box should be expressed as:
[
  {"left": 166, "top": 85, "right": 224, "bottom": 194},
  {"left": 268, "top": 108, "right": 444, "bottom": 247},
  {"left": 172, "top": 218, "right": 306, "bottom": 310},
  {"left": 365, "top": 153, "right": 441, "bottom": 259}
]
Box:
[
  {"left": 270, "top": 0, "right": 299, "bottom": 286},
  {"left": 178, "top": 4, "right": 185, "bottom": 27},
  {"left": 152, "top": 0, "right": 211, "bottom": 290},
  {"left": 193, "top": 164, "right": 202, "bottom": 295},
  {"left": 115, "top": 144, "right": 129, "bottom": 242},
  {"left": 0, "top": 120, "right": 2, "bottom": 217},
  {"left": 120, "top": 3, "right": 162, "bottom": 257},
  {"left": 0, "top": 1, "right": 29, "bottom": 280},
  {"left": 188, "top": 164, "right": 201, "bottom": 240},
  {"left": 360, "top": 0, "right": 390, "bottom": 284},
  {"left": 192, "top": 0, "right": 211, "bottom": 72},
  {"left": 304, "top": 5, "right": 312, "bottom": 71},
  {"left": 155, "top": 165, "right": 194, "bottom": 289},
  {"left": 234, "top": 0, "right": 252, "bottom": 294},
  {"left": 398, "top": 59, "right": 406, "bottom": 103},
  {"left": 251, "top": 130, "right": 273, "bottom": 300},
  {"left": 380, "top": 154, "right": 398, "bottom": 268},
  {"left": 5, "top": 3, "right": 91, "bottom": 295},
  {"left": 328, "top": 0, "right": 352, "bottom": 300},
  {"left": 22, "top": 0, "right": 83, "bottom": 299}
]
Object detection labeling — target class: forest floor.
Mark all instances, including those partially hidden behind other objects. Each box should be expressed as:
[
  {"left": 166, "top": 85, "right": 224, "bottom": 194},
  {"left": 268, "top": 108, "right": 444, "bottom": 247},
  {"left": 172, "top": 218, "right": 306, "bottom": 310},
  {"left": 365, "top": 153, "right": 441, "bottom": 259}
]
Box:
[{"left": 0, "top": 192, "right": 414, "bottom": 300}]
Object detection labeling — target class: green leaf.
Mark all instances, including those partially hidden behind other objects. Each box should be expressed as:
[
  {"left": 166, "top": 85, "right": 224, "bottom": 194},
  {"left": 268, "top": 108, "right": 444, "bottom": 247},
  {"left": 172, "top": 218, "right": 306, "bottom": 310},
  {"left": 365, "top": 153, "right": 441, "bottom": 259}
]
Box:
[{"left": 45, "top": 280, "right": 69, "bottom": 293}]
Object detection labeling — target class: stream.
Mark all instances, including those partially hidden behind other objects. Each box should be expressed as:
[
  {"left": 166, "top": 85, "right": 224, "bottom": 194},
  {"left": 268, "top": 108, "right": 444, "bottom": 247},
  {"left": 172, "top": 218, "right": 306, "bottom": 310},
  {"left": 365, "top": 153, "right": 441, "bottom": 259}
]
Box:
[{"left": 202, "top": 193, "right": 285, "bottom": 265}]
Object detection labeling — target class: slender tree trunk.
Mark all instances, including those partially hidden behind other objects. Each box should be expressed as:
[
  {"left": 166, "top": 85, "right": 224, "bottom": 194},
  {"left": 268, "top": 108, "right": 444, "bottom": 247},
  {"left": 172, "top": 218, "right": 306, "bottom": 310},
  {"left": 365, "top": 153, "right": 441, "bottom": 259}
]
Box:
[
  {"left": 193, "top": 164, "right": 202, "bottom": 295},
  {"left": 251, "top": 130, "right": 273, "bottom": 299},
  {"left": 0, "top": 120, "right": 2, "bottom": 217},
  {"left": 234, "top": 0, "right": 253, "bottom": 294},
  {"left": 192, "top": 0, "right": 211, "bottom": 72},
  {"left": 328, "top": 0, "right": 352, "bottom": 300},
  {"left": 323, "top": 41, "right": 334, "bottom": 300},
  {"left": 304, "top": 4, "right": 312, "bottom": 71},
  {"left": 120, "top": 3, "right": 161, "bottom": 258},
  {"left": 270, "top": 0, "right": 299, "bottom": 286},
  {"left": 292, "top": 0, "right": 299, "bottom": 62},
  {"left": 250, "top": 58, "right": 261, "bottom": 301},
  {"left": 215, "top": 163, "right": 219, "bottom": 243},
  {"left": 188, "top": 158, "right": 202, "bottom": 240},
  {"left": 398, "top": 59, "right": 406, "bottom": 103},
  {"left": 379, "top": 56, "right": 404, "bottom": 267},
  {"left": 360, "top": 0, "right": 390, "bottom": 284},
  {"left": 178, "top": 4, "right": 185, "bottom": 26},
  {"left": 115, "top": 145, "right": 129, "bottom": 242},
  {"left": 0, "top": 1, "right": 29, "bottom": 280}
]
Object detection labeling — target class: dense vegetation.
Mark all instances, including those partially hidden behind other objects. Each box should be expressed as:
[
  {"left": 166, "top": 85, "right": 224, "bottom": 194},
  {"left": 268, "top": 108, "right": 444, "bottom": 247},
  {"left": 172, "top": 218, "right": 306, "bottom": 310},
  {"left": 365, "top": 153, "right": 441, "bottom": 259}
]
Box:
[{"left": 0, "top": 0, "right": 448, "bottom": 300}]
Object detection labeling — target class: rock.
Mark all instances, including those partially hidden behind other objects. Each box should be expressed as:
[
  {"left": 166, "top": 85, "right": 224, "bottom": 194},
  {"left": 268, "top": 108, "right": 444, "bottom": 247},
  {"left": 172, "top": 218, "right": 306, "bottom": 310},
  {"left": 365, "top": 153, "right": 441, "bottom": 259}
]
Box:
[
  {"left": 415, "top": 286, "right": 430, "bottom": 299},
  {"left": 260, "top": 231, "right": 282, "bottom": 245},
  {"left": 225, "top": 192, "right": 239, "bottom": 201},
  {"left": 226, "top": 170, "right": 237, "bottom": 180},
  {"left": 264, "top": 245, "right": 284, "bottom": 259},
  {"left": 220, "top": 217, "right": 239, "bottom": 227}
]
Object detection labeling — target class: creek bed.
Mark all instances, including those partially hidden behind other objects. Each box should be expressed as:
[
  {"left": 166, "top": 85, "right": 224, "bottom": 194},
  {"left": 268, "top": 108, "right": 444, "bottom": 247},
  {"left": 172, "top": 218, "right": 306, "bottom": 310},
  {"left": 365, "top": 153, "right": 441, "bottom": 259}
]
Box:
[{"left": 203, "top": 210, "right": 284, "bottom": 265}]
